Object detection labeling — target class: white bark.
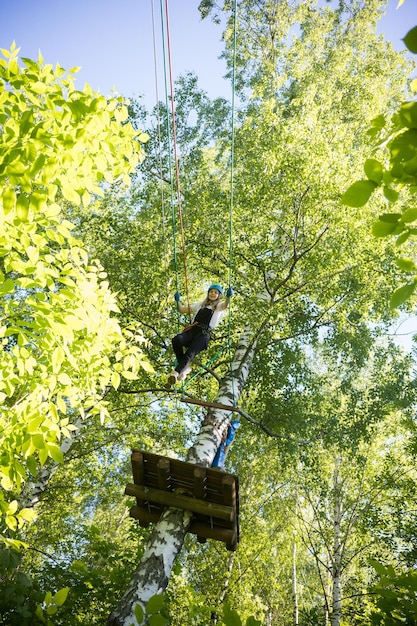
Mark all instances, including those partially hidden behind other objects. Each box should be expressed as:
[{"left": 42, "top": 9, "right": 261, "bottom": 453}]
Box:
[
  {"left": 292, "top": 531, "right": 298, "bottom": 625},
  {"left": 331, "top": 456, "right": 342, "bottom": 626},
  {"left": 108, "top": 327, "right": 256, "bottom": 626},
  {"left": 18, "top": 417, "right": 84, "bottom": 509}
]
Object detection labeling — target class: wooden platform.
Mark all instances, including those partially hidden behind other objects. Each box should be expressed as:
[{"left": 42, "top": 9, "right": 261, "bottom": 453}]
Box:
[{"left": 125, "top": 449, "right": 239, "bottom": 551}]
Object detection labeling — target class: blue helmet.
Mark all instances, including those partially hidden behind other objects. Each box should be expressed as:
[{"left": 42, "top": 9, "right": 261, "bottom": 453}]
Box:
[{"left": 208, "top": 283, "right": 223, "bottom": 294}]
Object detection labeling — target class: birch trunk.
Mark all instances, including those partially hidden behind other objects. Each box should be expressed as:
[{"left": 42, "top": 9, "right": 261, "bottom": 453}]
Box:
[
  {"left": 107, "top": 327, "right": 256, "bottom": 626},
  {"left": 292, "top": 531, "right": 298, "bottom": 626},
  {"left": 331, "top": 456, "right": 342, "bottom": 626},
  {"left": 18, "top": 417, "right": 84, "bottom": 509}
]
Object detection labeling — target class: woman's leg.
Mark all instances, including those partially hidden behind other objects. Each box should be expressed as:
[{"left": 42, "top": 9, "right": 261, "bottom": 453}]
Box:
[
  {"left": 172, "top": 331, "right": 190, "bottom": 365},
  {"left": 178, "top": 333, "right": 208, "bottom": 373}
]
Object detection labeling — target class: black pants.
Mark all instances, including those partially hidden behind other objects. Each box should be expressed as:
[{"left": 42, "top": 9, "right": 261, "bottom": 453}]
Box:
[{"left": 172, "top": 326, "right": 209, "bottom": 374}]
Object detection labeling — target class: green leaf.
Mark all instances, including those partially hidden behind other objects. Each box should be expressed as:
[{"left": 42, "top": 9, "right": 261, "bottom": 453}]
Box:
[
  {"left": 390, "top": 162, "right": 404, "bottom": 180},
  {"left": 32, "top": 434, "right": 45, "bottom": 450},
  {"left": 111, "top": 370, "right": 121, "bottom": 390},
  {"left": 396, "top": 231, "right": 411, "bottom": 245},
  {"left": 53, "top": 587, "right": 69, "bottom": 606},
  {"left": 1, "top": 279, "right": 15, "bottom": 295},
  {"left": 401, "top": 207, "right": 417, "bottom": 223},
  {"left": 2, "top": 187, "right": 16, "bottom": 214},
  {"left": 370, "top": 114, "right": 386, "bottom": 131},
  {"left": 390, "top": 282, "right": 417, "bottom": 309},
  {"left": 58, "top": 373, "right": 72, "bottom": 385},
  {"left": 372, "top": 220, "right": 398, "bottom": 237},
  {"left": 148, "top": 615, "right": 168, "bottom": 626},
  {"left": 16, "top": 194, "right": 29, "bottom": 221},
  {"left": 61, "top": 184, "right": 80, "bottom": 205},
  {"left": 246, "top": 617, "right": 262, "bottom": 626},
  {"left": 5, "top": 515, "right": 17, "bottom": 531},
  {"left": 379, "top": 213, "right": 401, "bottom": 223},
  {"left": 146, "top": 594, "right": 165, "bottom": 614},
  {"left": 396, "top": 258, "right": 416, "bottom": 272},
  {"left": 46, "top": 443, "right": 64, "bottom": 464},
  {"left": 389, "top": 129, "right": 417, "bottom": 162},
  {"left": 364, "top": 158, "right": 383, "bottom": 183},
  {"left": 26, "top": 455, "right": 38, "bottom": 476},
  {"left": 39, "top": 447, "right": 48, "bottom": 467},
  {"left": 400, "top": 102, "right": 417, "bottom": 129},
  {"left": 46, "top": 604, "right": 58, "bottom": 615},
  {"left": 223, "top": 603, "right": 242, "bottom": 626},
  {"left": 370, "top": 559, "right": 390, "bottom": 576},
  {"left": 121, "top": 370, "right": 138, "bottom": 380},
  {"left": 382, "top": 186, "right": 399, "bottom": 203},
  {"left": 403, "top": 26, "right": 417, "bottom": 54},
  {"left": 44, "top": 590, "right": 53, "bottom": 605},
  {"left": 134, "top": 604, "right": 144, "bottom": 623},
  {"left": 341, "top": 180, "right": 377, "bottom": 207}
]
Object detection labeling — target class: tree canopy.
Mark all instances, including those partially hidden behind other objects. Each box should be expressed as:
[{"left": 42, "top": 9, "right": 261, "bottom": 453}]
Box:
[{"left": 2, "top": 2, "right": 417, "bottom": 625}]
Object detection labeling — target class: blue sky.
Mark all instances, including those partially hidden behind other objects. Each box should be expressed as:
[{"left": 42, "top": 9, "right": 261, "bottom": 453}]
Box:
[{"left": 1, "top": 0, "right": 416, "bottom": 108}]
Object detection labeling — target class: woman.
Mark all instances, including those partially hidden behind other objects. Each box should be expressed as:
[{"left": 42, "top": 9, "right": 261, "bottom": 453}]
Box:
[{"left": 167, "top": 283, "right": 233, "bottom": 387}]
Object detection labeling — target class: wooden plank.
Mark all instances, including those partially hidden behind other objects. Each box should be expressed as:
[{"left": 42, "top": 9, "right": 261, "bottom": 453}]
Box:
[
  {"left": 157, "top": 458, "right": 171, "bottom": 491},
  {"left": 193, "top": 467, "right": 207, "bottom": 500},
  {"left": 222, "top": 474, "right": 236, "bottom": 507},
  {"left": 127, "top": 450, "right": 240, "bottom": 550},
  {"left": 180, "top": 397, "right": 240, "bottom": 412},
  {"left": 125, "top": 483, "right": 234, "bottom": 521},
  {"left": 129, "top": 506, "right": 237, "bottom": 549},
  {"left": 131, "top": 450, "right": 145, "bottom": 484},
  {"left": 131, "top": 450, "right": 145, "bottom": 508}
]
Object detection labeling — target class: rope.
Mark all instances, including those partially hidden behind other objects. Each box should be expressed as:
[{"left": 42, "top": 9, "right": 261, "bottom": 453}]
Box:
[
  {"left": 164, "top": 0, "right": 191, "bottom": 318},
  {"left": 227, "top": 0, "right": 238, "bottom": 407},
  {"left": 157, "top": 0, "right": 238, "bottom": 397},
  {"left": 151, "top": 0, "right": 168, "bottom": 278},
  {"left": 155, "top": 0, "right": 181, "bottom": 335}
]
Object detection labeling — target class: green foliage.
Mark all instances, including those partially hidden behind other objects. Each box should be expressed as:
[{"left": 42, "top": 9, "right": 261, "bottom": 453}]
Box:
[
  {"left": 403, "top": 26, "right": 417, "bottom": 54},
  {"left": 369, "top": 560, "right": 417, "bottom": 625},
  {"left": 0, "top": 43, "right": 152, "bottom": 539},
  {"left": 4, "top": 3, "right": 417, "bottom": 625},
  {"left": 0, "top": 546, "right": 69, "bottom": 626},
  {"left": 131, "top": 595, "right": 262, "bottom": 626},
  {"left": 342, "top": 26, "right": 417, "bottom": 308}
]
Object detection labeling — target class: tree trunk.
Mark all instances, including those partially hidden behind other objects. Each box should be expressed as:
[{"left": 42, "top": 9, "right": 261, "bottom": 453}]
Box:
[
  {"left": 331, "top": 456, "right": 343, "bottom": 626},
  {"left": 18, "top": 417, "right": 84, "bottom": 509},
  {"left": 108, "top": 327, "right": 256, "bottom": 626},
  {"left": 210, "top": 553, "right": 235, "bottom": 624},
  {"left": 292, "top": 530, "right": 298, "bottom": 626}
]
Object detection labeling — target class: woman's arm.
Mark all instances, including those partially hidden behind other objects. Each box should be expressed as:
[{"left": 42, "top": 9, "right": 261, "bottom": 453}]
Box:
[
  {"left": 177, "top": 301, "right": 192, "bottom": 315},
  {"left": 218, "top": 295, "right": 231, "bottom": 311}
]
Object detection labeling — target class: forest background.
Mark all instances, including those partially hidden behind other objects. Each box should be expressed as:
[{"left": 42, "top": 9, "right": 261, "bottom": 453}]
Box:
[{"left": 2, "top": 0, "right": 417, "bottom": 625}]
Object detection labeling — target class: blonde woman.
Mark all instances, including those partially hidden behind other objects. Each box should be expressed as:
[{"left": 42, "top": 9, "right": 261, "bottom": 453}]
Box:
[{"left": 167, "top": 284, "right": 233, "bottom": 387}]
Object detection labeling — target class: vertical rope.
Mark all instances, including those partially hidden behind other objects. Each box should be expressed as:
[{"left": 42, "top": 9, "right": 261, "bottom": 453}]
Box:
[
  {"left": 151, "top": 0, "right": 168, "bottom": 270},
  {"left": 158, "top": 0, "right": 180, "bottom": 333},
  {"left": 228, "top": 0, "right": 238, "bottom": 406},
  {"left": 164, "top": 0, "right": 191, "bottom": 319}
]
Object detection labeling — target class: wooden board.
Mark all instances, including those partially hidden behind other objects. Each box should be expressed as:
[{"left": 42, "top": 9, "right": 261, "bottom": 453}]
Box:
[{"left": 125, "top": 449, "right": 239, "bottom": 551}]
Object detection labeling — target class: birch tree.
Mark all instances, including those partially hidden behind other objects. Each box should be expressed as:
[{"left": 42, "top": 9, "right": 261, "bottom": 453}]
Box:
[
  {"left": 104, "top": 1, "right": 416, "bottom": 623},
  {"left": 4, "top": 1, "right": 416, "bottom": 624},
  {"left": 0, "top": 44, "right": 150, "bottom": 543}
]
